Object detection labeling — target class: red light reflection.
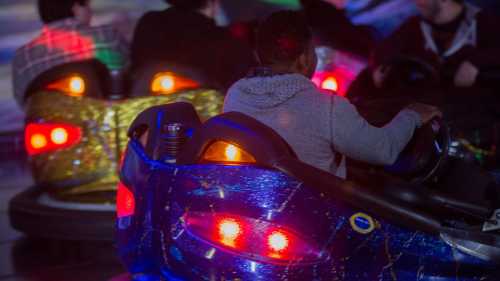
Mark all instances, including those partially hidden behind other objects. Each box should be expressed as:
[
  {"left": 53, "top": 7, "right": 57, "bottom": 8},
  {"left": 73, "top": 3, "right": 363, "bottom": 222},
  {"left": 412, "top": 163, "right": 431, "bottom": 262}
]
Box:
[
  {"left": 31, "top": 27, "right": 96, "bottom": 60},
  {"left": 116, "top": 181, "right": 135, "bottom": 218},
  {"left": 217, "top": 218, "right": 243, "bottom": 248},
  {"left": 25, "top": 123, "right": 82, "bottom": 155}
]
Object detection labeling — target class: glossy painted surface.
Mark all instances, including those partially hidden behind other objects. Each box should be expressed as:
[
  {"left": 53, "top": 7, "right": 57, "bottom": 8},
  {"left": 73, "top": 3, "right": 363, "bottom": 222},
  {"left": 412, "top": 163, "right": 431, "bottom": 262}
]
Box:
[
  {"left": 25, "top": 89, "right": 223, "bottom": 203},
  {"left": 117, "top": 140, "right": 500, "bottom": 281}
]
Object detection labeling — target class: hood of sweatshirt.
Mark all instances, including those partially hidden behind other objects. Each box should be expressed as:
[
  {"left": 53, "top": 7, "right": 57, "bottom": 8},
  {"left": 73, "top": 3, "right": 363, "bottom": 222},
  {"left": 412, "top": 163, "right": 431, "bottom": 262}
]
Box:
[{"left": 227, "top": 73, "right": 317, "bottom": 109}]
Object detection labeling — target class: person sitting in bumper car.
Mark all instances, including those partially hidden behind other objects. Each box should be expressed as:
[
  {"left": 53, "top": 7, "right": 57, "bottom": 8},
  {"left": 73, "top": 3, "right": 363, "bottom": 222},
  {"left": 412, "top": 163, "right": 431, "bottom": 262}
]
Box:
[
  {"left": 345, "top": 0, "right": 500, "bottom": 208},
  {"left": 223, "top": 11, "right": 441, "bottom": 179},
  {"left": 12, "top": 0, "right": 129, "bottom": 106},
  {"left": 372, "top": 0, "right": 500, "bottom": 89},
  {"left": 130, "top": 0, "right": 257, "bottom": 91}
]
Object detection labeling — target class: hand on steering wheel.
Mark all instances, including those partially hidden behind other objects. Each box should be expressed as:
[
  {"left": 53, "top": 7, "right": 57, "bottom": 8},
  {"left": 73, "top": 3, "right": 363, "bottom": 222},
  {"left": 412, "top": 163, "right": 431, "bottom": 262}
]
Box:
[
  {"left": 386, "top": 118, "right": 450, "bottom": 184},
  {"left": 406, "top": 103, "right": 443, "bottom": 125}
]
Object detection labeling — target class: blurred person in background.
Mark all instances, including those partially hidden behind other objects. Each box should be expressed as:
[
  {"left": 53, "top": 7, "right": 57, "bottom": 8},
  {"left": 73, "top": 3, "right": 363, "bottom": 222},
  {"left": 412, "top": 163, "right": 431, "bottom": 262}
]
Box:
[
  {"left": 130, "top": 0, "right": 256, "bottom": 90},
  {"left": 348, "top": 0, "right": 500, "bottom": 207},
  {"left": 372, "top": 0, "right": 500, "bottom": 89},
  {"left": 12, "top": 0, "right": 129, "bottom": 105}
]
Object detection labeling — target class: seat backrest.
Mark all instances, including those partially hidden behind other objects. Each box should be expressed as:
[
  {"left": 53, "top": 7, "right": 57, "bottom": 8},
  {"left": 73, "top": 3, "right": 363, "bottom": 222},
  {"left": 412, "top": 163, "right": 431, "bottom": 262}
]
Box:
[
  {"left": 129, "top": 61, "right": 217, "bottom": 97},
  {"left": 25, "top": 59, "right": 111, "bottom": 101},
  {"left": 177, "top": 111, "right": 297, "bottom": 166},
  {"left": 128, "top": 102, "right": 202, "bottom": 160}
]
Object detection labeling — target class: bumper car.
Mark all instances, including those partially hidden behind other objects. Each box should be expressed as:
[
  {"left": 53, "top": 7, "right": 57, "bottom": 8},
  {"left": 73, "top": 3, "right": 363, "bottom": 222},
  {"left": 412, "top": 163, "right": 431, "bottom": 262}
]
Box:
[
  {"left": 346, "top": 57, "right": 500, "bottom": 203},
  {"left": 116, "top": 102, "right": 500, "bottom": 281},
  {"left": 8, "top": 59, "right": 224, "bottom": 241}
]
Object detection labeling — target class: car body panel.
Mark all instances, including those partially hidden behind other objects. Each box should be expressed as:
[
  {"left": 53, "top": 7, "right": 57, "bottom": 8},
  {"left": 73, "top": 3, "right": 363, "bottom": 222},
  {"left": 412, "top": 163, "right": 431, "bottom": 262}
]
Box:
[
  {"left": 117, "top": 138, "right": 500, "bottom": 281},
  {"left": 26, "top": 89, "right": 223, "bottom": 202}
]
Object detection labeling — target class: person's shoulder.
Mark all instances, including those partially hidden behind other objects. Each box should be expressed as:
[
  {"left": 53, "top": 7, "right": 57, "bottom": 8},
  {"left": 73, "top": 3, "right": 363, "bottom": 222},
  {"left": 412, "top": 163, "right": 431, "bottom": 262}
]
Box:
[
  {"left": 15, "top": 41, "right": 32, "bottom": 55},
  {"left": 330, "top": 94, "right": 352, "bottom": 107},
  {"left": 85, "top": 23, "right": 118, "bottom": 32},
  {"left": 80, "top": 23, "right": 124, "bottom": 40},
  {"left": 323, "top": 94, "right": 359, "bottom": 117},
  {"left": 223, "top": 78, "right": 248, "bottom": 111},
  {"left": 12, "top": 45, "right": 27, "bottom": 67},
  {"left": 396, "top": 15, "right": 421, "bottom": 32},
  {"left": 137, "top": 9, "right": 166, "bottom": 23},
  {"left": 13, "top": 32, "right": 43, "bottom": 58},
  {"left": 297, "top": 80, "right": 335, "bottom": 105}
]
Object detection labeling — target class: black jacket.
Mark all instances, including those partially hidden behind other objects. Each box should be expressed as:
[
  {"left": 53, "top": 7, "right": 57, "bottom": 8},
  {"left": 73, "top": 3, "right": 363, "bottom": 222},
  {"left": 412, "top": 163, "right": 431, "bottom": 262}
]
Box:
[
  {"left": 300, "top": 0, "right": 376, "bottom": 58},
  {"left": 130, "top": 7, "right": 256, "bottom": 90}
]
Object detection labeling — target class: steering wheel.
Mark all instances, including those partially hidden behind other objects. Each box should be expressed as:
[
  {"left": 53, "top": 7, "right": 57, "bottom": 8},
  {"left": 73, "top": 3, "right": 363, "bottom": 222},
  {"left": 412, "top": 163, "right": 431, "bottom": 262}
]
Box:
[
  {"left": 347, "top": 57, "right": 449, "bottom": 183},
  {"left": 385, "top": 118, "right": 450, "bottom": 184}
]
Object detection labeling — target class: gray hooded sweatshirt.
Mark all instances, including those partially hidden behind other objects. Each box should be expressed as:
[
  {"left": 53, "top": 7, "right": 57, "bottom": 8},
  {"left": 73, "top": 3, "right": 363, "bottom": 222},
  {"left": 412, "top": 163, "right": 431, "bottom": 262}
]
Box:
[{"left": 223, "top": 73, "right": 421, "bottom": 178}]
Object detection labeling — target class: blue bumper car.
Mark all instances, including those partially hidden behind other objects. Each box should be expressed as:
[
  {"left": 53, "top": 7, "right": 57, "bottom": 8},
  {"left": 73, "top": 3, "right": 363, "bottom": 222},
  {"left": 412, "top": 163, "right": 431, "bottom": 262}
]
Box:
[{"left": 117, "top": 102, "right": 500, "bottom": 281}]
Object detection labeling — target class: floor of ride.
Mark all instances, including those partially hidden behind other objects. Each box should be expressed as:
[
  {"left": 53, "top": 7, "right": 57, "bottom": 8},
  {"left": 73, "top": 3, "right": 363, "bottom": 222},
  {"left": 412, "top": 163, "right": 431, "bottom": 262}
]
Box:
[{"left": 0, "top": 139, "right": 128, "bottom": 281}]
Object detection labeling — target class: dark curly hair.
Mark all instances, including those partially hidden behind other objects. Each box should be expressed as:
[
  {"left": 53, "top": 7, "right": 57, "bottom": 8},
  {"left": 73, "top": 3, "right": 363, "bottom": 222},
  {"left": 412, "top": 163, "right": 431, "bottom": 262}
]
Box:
[
  {"left": 38, "top": 0, "right": 88, "bottom": 24},
  {"left": 256, "top": 11, "right": 312, "bottom": 66},
  {"left": 164, "top": 0, "right": 211, "bottom": 11}
]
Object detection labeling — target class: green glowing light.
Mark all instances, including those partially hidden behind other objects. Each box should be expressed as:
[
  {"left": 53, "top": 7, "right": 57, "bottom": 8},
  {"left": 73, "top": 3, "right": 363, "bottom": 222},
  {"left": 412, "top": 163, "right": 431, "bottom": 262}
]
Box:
[
  {"left": 94, "top": 48, "right": 127, "bottom": 70},
  {"left": 259, "top": 0, "right": 300, "bottom": 9}
]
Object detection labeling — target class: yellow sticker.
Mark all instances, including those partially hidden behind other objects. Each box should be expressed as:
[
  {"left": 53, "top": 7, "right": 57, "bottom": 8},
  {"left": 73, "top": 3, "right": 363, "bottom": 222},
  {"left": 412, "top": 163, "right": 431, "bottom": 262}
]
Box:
[{"left": 350, "top": 213, "right": 376, "bottom": 234}]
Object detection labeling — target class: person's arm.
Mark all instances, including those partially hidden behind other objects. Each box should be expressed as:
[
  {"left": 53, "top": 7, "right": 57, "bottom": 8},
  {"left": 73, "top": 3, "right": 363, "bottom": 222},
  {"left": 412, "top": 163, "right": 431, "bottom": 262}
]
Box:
[
  {"left": 300, "top": 0, "right": 375, "bottom": 58},
  {"left": 330, "top": 96, "right": 421, "bottom": 165}
]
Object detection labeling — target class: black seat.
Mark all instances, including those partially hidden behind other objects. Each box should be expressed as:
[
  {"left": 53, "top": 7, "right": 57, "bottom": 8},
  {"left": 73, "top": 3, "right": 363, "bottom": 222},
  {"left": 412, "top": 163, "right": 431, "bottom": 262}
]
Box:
[
  {"left": 128, "top": 102, "right": 202, "bottom": 160},
  {"left": 129, "top": 61, "right": 215, "bottom": 97},
  {"left": 25, "top": 59, "right": 111, "bottom": 101},
  {"left": 177, "top": 111, "right": 297, "bottom": 166}
]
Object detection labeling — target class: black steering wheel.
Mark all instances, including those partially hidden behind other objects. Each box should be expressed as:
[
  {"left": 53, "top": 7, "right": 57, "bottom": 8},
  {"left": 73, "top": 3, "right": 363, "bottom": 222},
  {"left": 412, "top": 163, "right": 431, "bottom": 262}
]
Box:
[
  {"left": 347, "top": 57, "right": 450, "bottom": 183},
  {"left": 385, "top": 118, "right": 450, "bottom": 184}
]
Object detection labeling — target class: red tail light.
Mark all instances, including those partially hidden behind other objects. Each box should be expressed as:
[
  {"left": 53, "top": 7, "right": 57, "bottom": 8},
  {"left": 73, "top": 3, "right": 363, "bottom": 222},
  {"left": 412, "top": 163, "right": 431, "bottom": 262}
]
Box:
[
  {"left": 25, "top": 123, "right": 82, "bottom": 155},
  {"left": 184, "top": 212, "right": 321, "bottom": 263},
  {"left": 218, "top": 218, "right": 242, "bottom": 247},
  {"left": 268, "top": 231, "right": 289, "bottom": 252},
  {"left": 116, "top": 181, "right": 135, "bottom": 218}
]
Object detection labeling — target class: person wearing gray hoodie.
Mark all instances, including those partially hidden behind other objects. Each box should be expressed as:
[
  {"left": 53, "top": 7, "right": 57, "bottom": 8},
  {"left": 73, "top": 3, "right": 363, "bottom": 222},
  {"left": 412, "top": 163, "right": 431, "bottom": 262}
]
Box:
[{"left": 223, "top": 11, "right": 441, "bottom": 178}]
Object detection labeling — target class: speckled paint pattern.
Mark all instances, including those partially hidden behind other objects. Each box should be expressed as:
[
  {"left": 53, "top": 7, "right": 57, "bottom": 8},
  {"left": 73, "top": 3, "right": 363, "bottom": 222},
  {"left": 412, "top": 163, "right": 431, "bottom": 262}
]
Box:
[
  {"left": 117, "top": 140, "right": 500, "bottom": 281},
  {"left": 25, "top": 89, "right": 223, "bottom": 202}
]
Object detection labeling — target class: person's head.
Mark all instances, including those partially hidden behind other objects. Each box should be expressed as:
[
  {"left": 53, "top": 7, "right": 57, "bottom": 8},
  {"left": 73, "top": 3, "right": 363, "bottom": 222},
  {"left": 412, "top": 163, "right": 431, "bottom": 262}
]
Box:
[
  {"left": 413, "top": 0, "right": 464, "bottom": 24},
  {"left": 38, "top": 0, "right": 91, "bottom": 25},
  {"left": 257, "top": 11, "right": 317, "bottom": 78},
  {"left": 165, "top": 0, "right": 219, "bottom": 18}
]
